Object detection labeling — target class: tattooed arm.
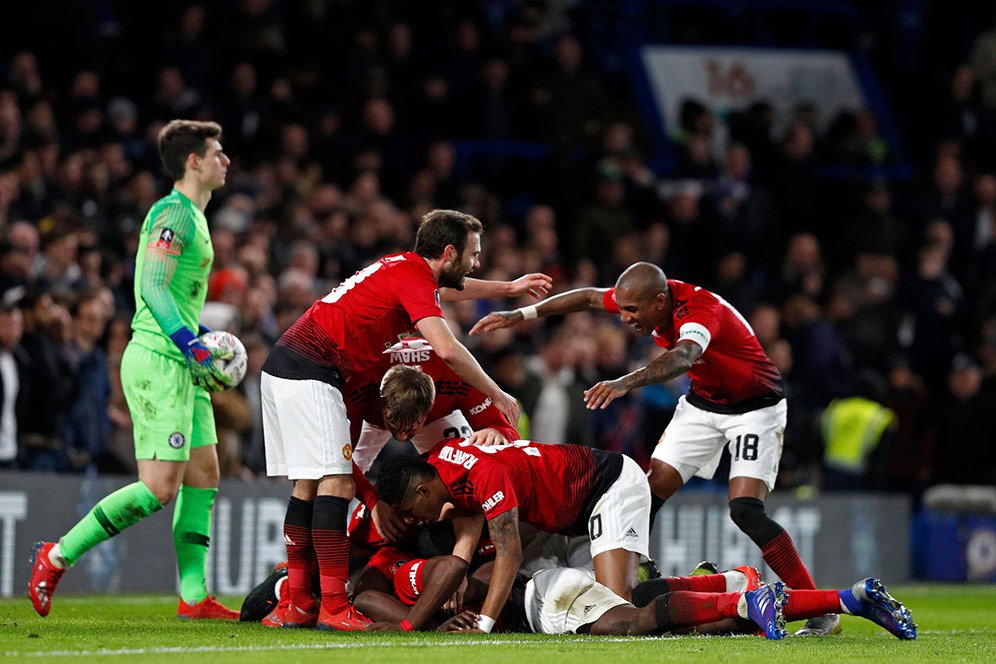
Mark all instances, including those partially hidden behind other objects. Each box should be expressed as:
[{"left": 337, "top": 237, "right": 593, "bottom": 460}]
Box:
[
  {"left": 474, "top": 508, "right": 522, "bottom": 631},
  {"left": 583, "top": 340, "right": 703, "bottom": 410}
]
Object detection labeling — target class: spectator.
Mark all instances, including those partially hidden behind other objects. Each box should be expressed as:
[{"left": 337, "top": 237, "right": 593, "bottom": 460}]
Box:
[
  {"left": 0, "top": 287, "right": 27, "bottom": 468},
  {"left": 64, "top": 289, "right": 112, "bottom": 473}
]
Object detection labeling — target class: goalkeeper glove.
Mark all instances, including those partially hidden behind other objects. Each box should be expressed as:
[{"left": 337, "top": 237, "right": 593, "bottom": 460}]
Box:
[{"left": 170, "top": 327, "right": 234, "bottom": 392}]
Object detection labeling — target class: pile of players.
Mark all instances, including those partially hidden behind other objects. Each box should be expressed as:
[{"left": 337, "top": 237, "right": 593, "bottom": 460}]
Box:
[
  {"left": 26, "top": 151, "right": 916, "bottom": 639},
  {"left": 243, "top": 209, "right": 917, "bottom": 640}
]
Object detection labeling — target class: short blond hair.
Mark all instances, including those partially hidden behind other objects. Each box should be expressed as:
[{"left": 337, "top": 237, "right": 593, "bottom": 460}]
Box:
[{"left": 380, "top": 364, "right": 436, "bottom": 427}]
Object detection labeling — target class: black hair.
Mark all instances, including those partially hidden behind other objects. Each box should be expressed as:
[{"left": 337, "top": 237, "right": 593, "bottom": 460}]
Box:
[{"left": 375, "top": 453, "right": 437, "bottom": 506}]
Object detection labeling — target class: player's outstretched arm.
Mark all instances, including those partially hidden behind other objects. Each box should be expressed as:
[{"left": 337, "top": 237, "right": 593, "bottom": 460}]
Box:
[
  {"left": 440, "top": 273, "right": 553, "bottom": 302},
  {"left": 469, "top": 287, "right": 610, "bottom": 335},
  {"left": 583, "top": 340, "right": 703, "bottom": 410},
  {"left": 416, "top": 316, "right": 519, "bottom": 425}
]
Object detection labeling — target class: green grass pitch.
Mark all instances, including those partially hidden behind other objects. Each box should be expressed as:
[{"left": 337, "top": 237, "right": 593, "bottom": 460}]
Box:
[{"left": 1, "top": 585, "right": 993, "bottom": 663}]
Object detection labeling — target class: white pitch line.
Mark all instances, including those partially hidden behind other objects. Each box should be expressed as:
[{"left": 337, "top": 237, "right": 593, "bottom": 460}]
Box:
[{"left": 3, "top": 636, "right": 669, "bottom": 658}]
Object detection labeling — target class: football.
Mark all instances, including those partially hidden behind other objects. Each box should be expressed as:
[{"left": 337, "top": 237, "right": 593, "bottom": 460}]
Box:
[{"left": 198, "top": 330, "right": 248, "bottom": 387}]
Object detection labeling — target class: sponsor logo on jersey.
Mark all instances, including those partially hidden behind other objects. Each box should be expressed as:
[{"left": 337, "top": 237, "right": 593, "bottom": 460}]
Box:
[
  {"left": 468, "top": 397, "right": 492, "bottom": 416},
  {"left": 384, "top": 338, "right": 434, "bottom": 364},
  {"left": 408, "top": 561, "right": 422, "bottom": 595},
  {"left": 481, "top": 491, "right": 504, "bottom": 512},
  {"left": 168, "top": 431, "right": 185, "bottom": 449},
  {"left": 439, "top": 445, "right": 479, "bottom": 470},
  {"left": 583, "top": 604, "right": 595, "bottom": 615},
  {"left": 625, "top": 527, "right": 639, "bottom": 539}
]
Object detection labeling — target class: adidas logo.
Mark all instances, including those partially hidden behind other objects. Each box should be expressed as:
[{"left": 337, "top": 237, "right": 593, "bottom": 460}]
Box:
[
  {"left": 583, "top": 604, "right": 595, "bottom": 614},
  {"left": 283, "top": 534, "right": 296, "bottom": 546},
  {"left": 625, "top": 527, "right": 639, "bottom": 538}
]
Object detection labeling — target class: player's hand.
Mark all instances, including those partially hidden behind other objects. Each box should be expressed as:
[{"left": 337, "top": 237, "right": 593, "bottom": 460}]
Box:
[
  {"left": 466, "top": 428, "right": 508, "bottom": 447},
  {"left": 469, "top": 311, "right": 521, "bottom": 335},
  {"left": 583, "top": 378, "right": 629, "bottom": 410},
  {"left": 438, "top": 610, "right": 480, "bottom": 632},
  {"left": 365, "top": 621, "right": 403, "bottom": 632},
  {"left": 171, "top": 328, "right": 234, "bottom": 392},
  {"left": 508, "top": 273, "right": 553, "bottom": 299},
  {"left": 371, "top": 501, "right": 406, "bottom": 542},
  {"left": 443, "top": 577, "right": 468, "bottom": 614},
  {"left": 492, "top": 390, "right": 519, "bottom": 427}
]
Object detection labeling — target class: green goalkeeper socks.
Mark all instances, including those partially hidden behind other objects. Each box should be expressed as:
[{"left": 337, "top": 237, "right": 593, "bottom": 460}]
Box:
[
  {"left": 58, "top": 481, "right": 163, "bottom": 566},
  {"left": 173, "top": 485, "right": 217, "bottom": 605}
]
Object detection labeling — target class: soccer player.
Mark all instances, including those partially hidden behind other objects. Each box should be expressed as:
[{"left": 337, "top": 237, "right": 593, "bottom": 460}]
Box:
[
  {"left": 29, "top": 120, "right": 239, "bottom": 619},
  {"left": 344, "top": 336, "right": 520, "bottom": 543},
  {"left": 470, "top": 262, "right": 837, "bottom": 635},
  {"left": 261, "top": 209, "right": 542, "bottom": 631},
  {"left": 376, "top": 364, "right": 652, "bottom": 634},
  {"left": 443, "top": 570, "right": 916, "bottom": 640}
]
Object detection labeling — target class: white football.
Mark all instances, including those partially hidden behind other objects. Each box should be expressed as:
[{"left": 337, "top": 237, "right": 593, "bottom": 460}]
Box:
[{"left": 198, "top": 330, "right": 247, "bottom": 387}]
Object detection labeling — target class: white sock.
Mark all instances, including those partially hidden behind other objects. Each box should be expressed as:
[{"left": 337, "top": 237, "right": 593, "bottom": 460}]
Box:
[
  {"left": 724, "top": 570, "right": 746, "bottom": 593},
  {"left": 736, "top": 594, "right": 748, "bottom": 619},
  {"left": 48, "top": 543, "right": 68, "bottom": 569}
]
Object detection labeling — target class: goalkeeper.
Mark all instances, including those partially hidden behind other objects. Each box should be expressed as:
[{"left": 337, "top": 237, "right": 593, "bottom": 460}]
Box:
[{"left": 28, "top": 120, "right": 240, "bottom": 620}]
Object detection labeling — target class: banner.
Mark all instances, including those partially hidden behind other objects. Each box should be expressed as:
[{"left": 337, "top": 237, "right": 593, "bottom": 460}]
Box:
[
  {"left": 0, "top": 472, "right": 910, "bottom": 597},
  {"left": 641, "top": 46, "right": 866, "bottom": 134}
]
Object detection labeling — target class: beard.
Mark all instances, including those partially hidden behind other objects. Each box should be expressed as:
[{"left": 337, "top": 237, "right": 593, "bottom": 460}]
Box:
[{"left": 437, "top": 262, "right": 467, "bottom": 290}]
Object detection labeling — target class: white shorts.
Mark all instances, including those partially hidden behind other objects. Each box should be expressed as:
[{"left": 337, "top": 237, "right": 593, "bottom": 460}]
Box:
[
  {"left": 525, "top": 567, "right": 630, "bottom": 634},
  {"left": 652, "top": 396, "right": 787, "bottom": 491},
  {"left": 519, "top": 529, "right": 594, "bottom": 578},
  {"left": 352, "top": 410, "right": 473, "bottom": 473},
  {"left": 262, "top": 372, "right": 353, "bottom": 480},
  {"left": 587, "top": 454, "right": 651, "bottom": 559}
]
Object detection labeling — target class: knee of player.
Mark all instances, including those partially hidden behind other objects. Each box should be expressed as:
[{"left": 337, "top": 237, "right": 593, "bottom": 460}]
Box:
[
  {"left": 727, "top": 496, "right": 767, "bottom": 529},
  {"left": 148, "top": 483, "right": 180, "bottom": 505}
]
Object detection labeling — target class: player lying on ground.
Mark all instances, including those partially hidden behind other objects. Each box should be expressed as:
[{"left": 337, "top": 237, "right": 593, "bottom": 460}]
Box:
[
  {"left": 376, "top": 365, "right": 651, "bottom": 633},
  {"left": 241, "top": 554, "right": 916, "bottom": 641}
]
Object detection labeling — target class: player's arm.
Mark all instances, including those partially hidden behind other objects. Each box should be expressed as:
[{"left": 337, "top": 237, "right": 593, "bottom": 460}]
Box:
[
  {"left": 440, "top": 273, "right": 552, "bottom": 302},
  {"left": 474, "top": 507, "right": 522, "bottom": 633},
  {"left": 450, "top": 512, "right": 485, "bottom": 563},
  {"left": 140, "top": 205, "right": 231, "bottom": 391},
  {"left": 415, "top": 315, "right": 519, "bottom": 425},
  {"left": 583, "top": 339, "right": 703, "bottom": 410},
  {"left": 353, "top": 566, "right": 409, "bottom": 624},
  {"left": 469, "top": 287, "right": 611, "bottom": 335}
]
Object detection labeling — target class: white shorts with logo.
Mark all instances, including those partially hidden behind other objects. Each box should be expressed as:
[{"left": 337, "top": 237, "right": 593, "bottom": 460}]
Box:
[
  {"left": 262, "top": 372, "right": 353, "bottom": 480},
  {"left": 525, "top": 567, "right": 630, "bottom": 634},
  {"left": 652, "top": 395, "right": 787, "bottom": 491},
  {"left": 587, "top": 454, "right": 651, "bottom": 559},
  {"left": 352, "top": 410, "right": 472, "bottom": 473}
]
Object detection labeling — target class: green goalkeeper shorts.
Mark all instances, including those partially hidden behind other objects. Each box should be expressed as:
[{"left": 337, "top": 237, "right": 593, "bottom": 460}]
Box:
[{"left": 121, "top": 340, "right": 218, "bottom": 461}]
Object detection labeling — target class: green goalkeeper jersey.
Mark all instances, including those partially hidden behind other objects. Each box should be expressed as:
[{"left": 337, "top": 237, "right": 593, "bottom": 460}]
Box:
[{"left": 130, "top": 189, "right": 214, "bottom": 361}]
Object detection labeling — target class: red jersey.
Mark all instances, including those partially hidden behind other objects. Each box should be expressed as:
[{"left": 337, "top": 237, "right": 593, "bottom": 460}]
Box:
[
  {"left": 426, "top": 439, "right": 623, "bottom": 536},
  {"left": 263, "top": 253, "right": 443, "bottom": 384},
  {"left": 604, "top": 280, "right": 783, "bottom": 413},
  {"left": 346, "top": 337, "right": 518, "bottom": 442}
]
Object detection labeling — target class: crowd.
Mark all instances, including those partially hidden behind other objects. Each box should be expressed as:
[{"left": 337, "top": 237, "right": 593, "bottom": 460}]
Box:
[{"left": 0, "top": 0, "right": 994, "bottom": 498}]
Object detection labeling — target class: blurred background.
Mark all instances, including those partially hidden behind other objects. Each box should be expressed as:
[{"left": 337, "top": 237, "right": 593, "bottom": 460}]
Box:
[{"left": 0, "top": 0, "right": 993, "bottom": 588}]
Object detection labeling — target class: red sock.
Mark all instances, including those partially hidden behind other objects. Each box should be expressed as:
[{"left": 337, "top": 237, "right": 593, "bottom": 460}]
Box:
[
  {"left": 661, "top": 574, "right": 727, "bottom": 592},
  {"left": 762, "top": 531, "right": 816, "bottom": 590},
  {"left": 655, "top": 591, "right": 742, "bottom": 629},
  {"left": 283, "top": 497, "right": 316, "bottom": 610},
  {"left": 312, "top": 496, "right": 351, "bottom": 614},
  {"left": 783, "top": 590, "right": 842, "bottom": 621}
]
